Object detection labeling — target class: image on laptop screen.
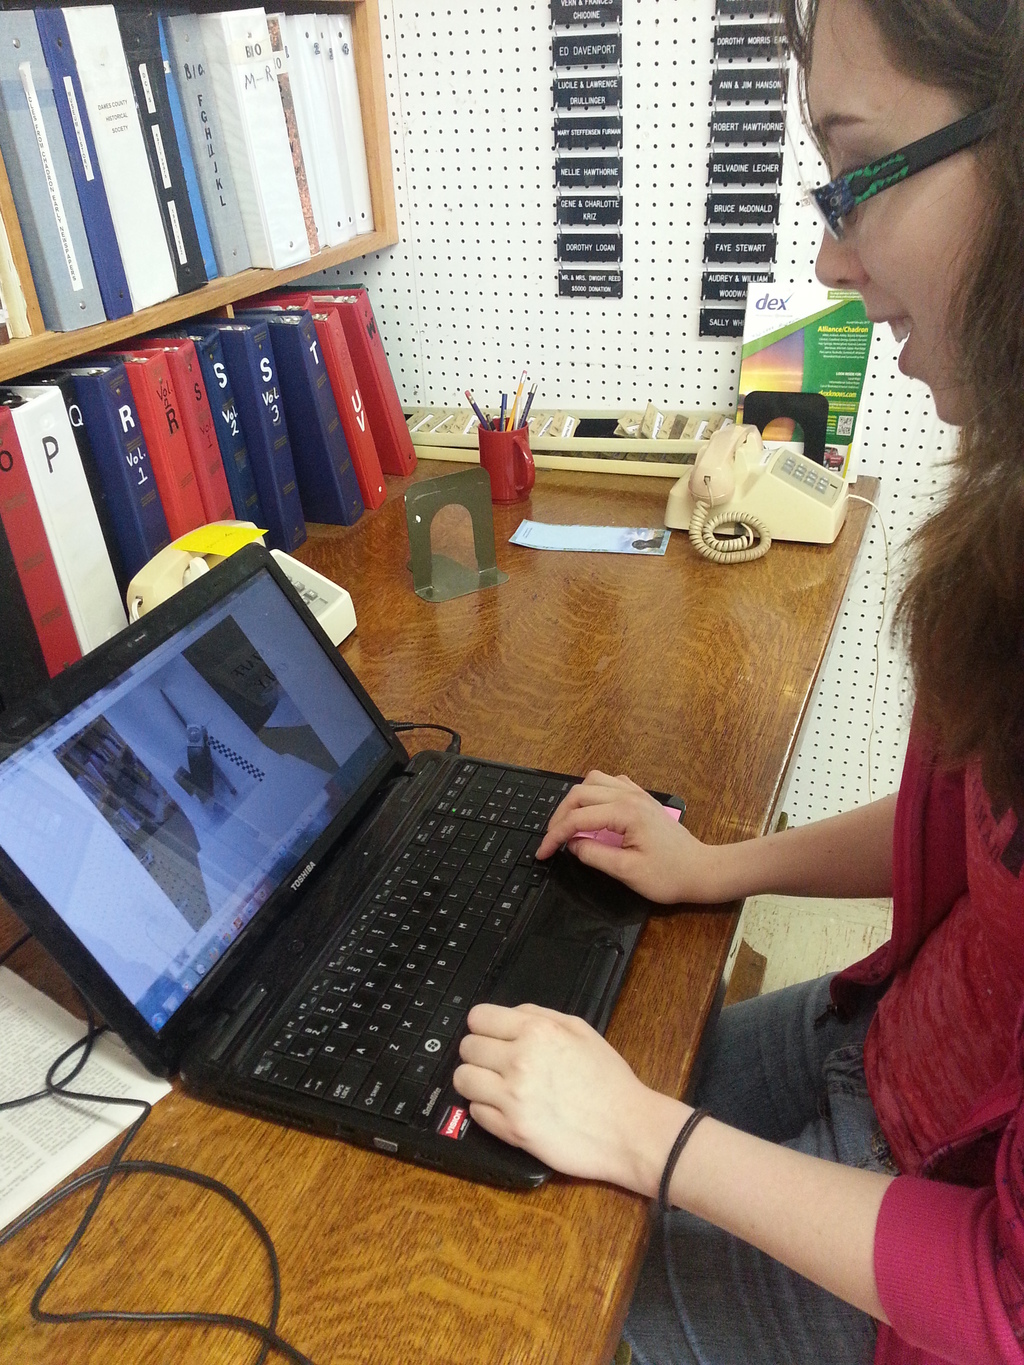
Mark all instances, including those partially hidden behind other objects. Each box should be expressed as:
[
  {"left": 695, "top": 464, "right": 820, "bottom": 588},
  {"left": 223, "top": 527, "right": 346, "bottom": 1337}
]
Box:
[{"left": 0, "top": 570, "right": 391, "bottom": 1031}]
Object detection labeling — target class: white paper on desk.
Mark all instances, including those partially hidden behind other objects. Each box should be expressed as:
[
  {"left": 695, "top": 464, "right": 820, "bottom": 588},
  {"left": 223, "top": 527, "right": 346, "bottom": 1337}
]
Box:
[
  {"left": 0, "top": 967, "right": 171, "bottom": 1233},
  {"left": 509, "top": 521, "right": 671, "bottom": 555}
]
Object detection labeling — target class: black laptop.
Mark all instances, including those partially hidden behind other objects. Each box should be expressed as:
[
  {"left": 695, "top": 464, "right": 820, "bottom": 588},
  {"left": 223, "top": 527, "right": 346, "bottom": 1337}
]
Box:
[{"left": 0, "top": 545, "right": 678, "bottom": 1188}]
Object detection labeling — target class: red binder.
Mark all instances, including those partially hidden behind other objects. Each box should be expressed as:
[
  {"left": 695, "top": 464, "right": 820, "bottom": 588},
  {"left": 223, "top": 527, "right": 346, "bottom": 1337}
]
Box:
[
  {"left": 241, "top": 286, "right": 415, "bottom": 476},
  {"left": 0, "top": 405, "right": 81, "bottom": 676},
  {"left": 103, "top": 351, "right": 205, "bottom": 539},
  {"left": 138, "top": 339, "right": 234, "bottom": 523},
  {"left": 310, "top": 310, "right": 386, "bottom": 509}
]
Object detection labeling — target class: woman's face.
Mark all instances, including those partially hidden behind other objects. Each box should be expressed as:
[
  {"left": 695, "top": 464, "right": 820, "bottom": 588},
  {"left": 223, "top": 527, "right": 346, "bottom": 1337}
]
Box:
[{"left": 806, "top": 0, "right": 986, "bottom": 425}]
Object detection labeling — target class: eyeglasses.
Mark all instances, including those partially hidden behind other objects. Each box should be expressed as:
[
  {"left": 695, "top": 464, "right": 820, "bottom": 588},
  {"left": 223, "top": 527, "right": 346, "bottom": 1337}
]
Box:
[{"left": 809, "top": 106, "right": 997, "bottom": 239}]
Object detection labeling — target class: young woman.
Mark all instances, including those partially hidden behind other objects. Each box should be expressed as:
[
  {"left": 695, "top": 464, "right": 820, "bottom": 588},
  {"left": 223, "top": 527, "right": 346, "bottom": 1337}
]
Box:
[{"left": 452, "top": 1, "right": 1024, "bottom": 1361}]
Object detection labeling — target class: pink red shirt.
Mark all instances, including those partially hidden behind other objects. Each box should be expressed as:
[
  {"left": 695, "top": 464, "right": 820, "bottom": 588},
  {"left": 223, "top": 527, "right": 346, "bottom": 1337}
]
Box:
[{"left": 834, "top": 734, "right": 1024, "bottom": 1364}]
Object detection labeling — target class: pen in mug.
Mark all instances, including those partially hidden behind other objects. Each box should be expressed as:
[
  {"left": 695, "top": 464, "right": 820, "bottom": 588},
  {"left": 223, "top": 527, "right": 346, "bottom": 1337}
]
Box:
[
  {"left": 518, "top": 385, "right": 537, "bottom": 430},
  {"left": 499, "top": 394, "right": 507, "bottom": 430},
  {"left": 465, "top": 390, "right": 490, "bottom": 429}
]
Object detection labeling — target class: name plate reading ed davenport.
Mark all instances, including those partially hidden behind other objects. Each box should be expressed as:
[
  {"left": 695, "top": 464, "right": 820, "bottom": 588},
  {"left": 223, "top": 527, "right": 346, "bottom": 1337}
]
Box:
[
  {"left": 559, "top": 269, "right": 624, "bottom": 298},
  {"left": 711, "top": 110, "right": 786, "bottom": 144},
  {"left": 703, "top": 231, "right": 778, "bottom": 264},
  {"left": 556, "top": 154, "right": 623, "bottom": 187},
  {"left": 708, "top": 150, "right": 783, "bottom": 183},
  {"left": 557, "top": 194, "right": 622, "bottom": 226},
  {"left": 712, "top": 66, "right": 787, "bottom": 102},
  {"left": 706, "top": 191, "right": 780, "bottom": 225},
  {"left": 716, "top": 0, "right": 779, "bottom": 16},
  {"left": 713, "top": 22, "right": 785, "bottom": 61},
  {"left": 699, "top": 305, "right": 746, "bottom": 337},
  {"left": 701, "top": 268, "right": 772, "bottom": 301},
  {"left": 555, "top": 115, "right": 623, "bottom": 149},
  {"left": 551, "top": 0, "right": 622, "bottom": 24},
  {"left": 552, "top": 33, "right": 622, "bottom": 66},
  {"left": 557, "top": 232, "right": 623, "bottom": 262},
  {"left": 553, "top": 74, "right": 623, "bottom": 109}
]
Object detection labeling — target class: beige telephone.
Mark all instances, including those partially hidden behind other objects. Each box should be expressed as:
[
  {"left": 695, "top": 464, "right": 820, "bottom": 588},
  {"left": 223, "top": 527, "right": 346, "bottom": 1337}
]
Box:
[
  {"left": 126, "top": 522, "right": 266, "bottom": 621},
  {"left": 664, "top": 423, "right": 849, "bottom": 564}
]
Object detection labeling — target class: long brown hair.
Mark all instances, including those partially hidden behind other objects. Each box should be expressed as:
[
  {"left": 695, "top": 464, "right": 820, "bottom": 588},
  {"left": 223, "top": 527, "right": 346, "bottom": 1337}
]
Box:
[{"left": 780, "top": 0, "right": 1024, "bottom": 807}]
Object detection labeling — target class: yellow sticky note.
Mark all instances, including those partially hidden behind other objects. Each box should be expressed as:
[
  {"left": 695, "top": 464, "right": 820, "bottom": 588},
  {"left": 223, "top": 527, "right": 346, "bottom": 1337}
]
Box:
[{"left": 173, "top": 525, "right": 269, "bottom": 559}]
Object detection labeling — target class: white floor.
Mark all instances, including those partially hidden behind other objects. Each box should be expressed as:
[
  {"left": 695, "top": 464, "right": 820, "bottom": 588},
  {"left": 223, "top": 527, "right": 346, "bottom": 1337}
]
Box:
[{"left": 725, "top": 894, "right": 893, "bottom": 996}]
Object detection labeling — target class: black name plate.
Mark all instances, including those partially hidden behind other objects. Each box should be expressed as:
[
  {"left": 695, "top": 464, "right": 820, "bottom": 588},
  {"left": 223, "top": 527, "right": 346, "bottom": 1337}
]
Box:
[
  {"left": 557, "top": 194, "right": 622, "bottom": 226},
  {"left": 555, "top": 115, "right": 623, "bottom": 149},
  {"left": 704, "top": 231, "right": 778, "bottom": 264},
  {"left": 557, "top": 232, "right": 623, "bottom": 262},
  {"left": 699, "top": 305, "right": 746, "bottom": 338},
  {"left": 559, "top": 269, "right": 624, "bottom": 298},
  {"left": 708, "top": 150, "right": 783, "bottom": 184},
  {"left": 551, "top": 0, "right": 622, "bottom": 23},
  {"left": 706, "top": 191, "right": 780, "bottom": 225},
  {"left": 711, "top": 110, "right": 786, "bottom": 144},
  {"left": 553, "top": 34, "right": 622, "bottom": 66},
  {"left": 556, "top": 155, "right": 623, "bottom": 187},
  {"left": 701, "top": 269, "right": 772, "bottom": 301},
  {"left": 713, "top": 23, "right": 785, "bottom": 61},
  {"left": 712, "top": 66, "right": 787, "bottom": 102},
  {"left": 553, "top": 75, "right": 623, "bottom": 109},
  {"left": 716, "top": 0, "right": 778, "bottom": 15}
]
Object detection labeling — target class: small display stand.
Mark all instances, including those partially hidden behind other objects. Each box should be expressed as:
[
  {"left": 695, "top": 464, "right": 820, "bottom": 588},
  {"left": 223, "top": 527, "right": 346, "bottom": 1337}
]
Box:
[{"left": 404, "top": 468, "right": 509, "bottom": 603}]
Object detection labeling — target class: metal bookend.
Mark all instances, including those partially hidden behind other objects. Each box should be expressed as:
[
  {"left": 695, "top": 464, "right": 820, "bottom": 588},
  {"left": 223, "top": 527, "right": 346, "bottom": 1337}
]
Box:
[{"left": 404, "top": 467, "right": 509, "bottom": 603}]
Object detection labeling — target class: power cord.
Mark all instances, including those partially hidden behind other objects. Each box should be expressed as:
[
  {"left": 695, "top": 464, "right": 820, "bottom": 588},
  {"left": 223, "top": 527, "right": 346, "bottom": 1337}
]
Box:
[
  {"left": 389, "top": 720, "right": 462, "bottom": 754},
  {"left": 0, "top": 949, "right": 316, "bottom": 1365},
  {"left": 849, "top": 493, "right": 891, "bottom": 802}
]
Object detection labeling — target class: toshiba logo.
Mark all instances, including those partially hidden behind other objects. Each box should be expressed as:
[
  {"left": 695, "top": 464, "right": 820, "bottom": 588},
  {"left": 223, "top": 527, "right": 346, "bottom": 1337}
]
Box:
[{"left": 290, "top": 861, "right": 316, "bottom": 891}]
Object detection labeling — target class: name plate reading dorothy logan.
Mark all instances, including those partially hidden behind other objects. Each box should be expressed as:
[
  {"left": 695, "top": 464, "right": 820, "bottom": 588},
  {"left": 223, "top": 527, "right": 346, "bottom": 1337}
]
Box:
[
  {"left": 553, "top": 75, "right": 622, "bottom": 109},
  {"left": 713, "top": 23, "right": 785, "bottom": 62},
  {"left": 708, "top": 150, "right": 783, "bottom": 184},
  {"left": 706, "top": 191, "right": 780, "bottom": 225},
  {"left": 556, "top": 154, "right": 622, "bottom": 187},
  {"left": 550, "top": 0, "right": 622, "bottom": 23},
  {"left": 711, "top": 110, "right": 785, "bottom": 144},
  {"left": 555, "top": 115, "right": 622, "bottom": 150},
  {"left": 703, "top": 231, "right": 777, "bottom": 264},
  {"left": 552, "top": 34, "right": 622, "bottom": 66},
  {"left": 557, "top": 194, "right": 622, "bottom": 226},
  {"left": 559, "top": 269, "right": 624, "bottom": 298},
  {"left": 557, "top": 232, "right": 623, "bottom": 262},
  {"left": 711, "top": 66, "right": 787, "bottom": 102},
  {"left": 701, "top": 269, "right": 772, "bottom": 301}
]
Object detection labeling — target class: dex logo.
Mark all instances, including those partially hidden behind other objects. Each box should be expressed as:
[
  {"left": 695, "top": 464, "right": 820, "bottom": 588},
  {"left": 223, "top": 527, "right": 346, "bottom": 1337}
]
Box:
[{"left": 755, "top": 293, "right": 793, "bottom": 312}]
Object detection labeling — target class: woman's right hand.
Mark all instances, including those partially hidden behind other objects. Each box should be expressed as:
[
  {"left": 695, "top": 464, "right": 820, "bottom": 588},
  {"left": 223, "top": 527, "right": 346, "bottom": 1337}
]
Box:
[{"left": 534, "top": 769, "right": 727, "bottom": 904}]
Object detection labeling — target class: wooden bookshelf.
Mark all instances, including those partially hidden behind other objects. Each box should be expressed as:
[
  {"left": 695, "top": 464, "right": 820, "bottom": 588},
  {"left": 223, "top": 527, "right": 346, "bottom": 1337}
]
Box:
[{"left": 0, "top": 0, "right": 399, "bottom": 384}]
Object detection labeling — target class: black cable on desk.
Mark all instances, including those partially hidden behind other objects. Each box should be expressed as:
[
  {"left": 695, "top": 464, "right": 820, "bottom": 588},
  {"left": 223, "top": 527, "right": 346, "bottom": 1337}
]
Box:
[
  {"left": 389, "top": 720, "right": 461, "bottom": 753},
  {"left": 0, "top": 929, "right": 32, "bottom": 967}
]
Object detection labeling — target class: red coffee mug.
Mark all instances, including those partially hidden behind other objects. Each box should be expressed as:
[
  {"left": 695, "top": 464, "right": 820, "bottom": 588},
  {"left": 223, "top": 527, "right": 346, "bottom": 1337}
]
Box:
[{"left": 478, "top": 426, "right": 536, "bottom": 503}]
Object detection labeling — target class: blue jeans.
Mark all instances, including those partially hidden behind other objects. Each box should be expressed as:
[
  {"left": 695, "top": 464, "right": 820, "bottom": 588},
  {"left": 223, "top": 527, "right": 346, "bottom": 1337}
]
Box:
[{"left": 624, "top": 974, "right": 891, "bottom": 1365}]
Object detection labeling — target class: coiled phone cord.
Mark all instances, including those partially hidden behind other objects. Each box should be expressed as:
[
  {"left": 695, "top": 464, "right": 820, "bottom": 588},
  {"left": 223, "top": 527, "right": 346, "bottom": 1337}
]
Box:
[{"left": 689, "top": 501, "right": 772, "bottom": 564}]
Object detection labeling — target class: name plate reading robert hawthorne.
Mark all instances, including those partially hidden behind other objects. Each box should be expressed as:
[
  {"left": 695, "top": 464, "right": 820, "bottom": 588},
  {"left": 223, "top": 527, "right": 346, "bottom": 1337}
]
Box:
[
  {"left": 553, "top": 75, "right": 622, "bottom": 109},
  {"left": 711, "top": 110, "right": 785, "bottom": 144},
  {"left": 557, "top": 194, "right": 622, "bottom": 226},
  {"left": 556, "top": 154, "right": 622, "bottom": 187},
  {"left": 551, "top": 0, "right": 622, "bottom": 23},
  {"left": 559, "top": 269, "right": 624, "bottom": 298},
  {"left": 557, "top": 232, "right": 623, "bottom": 262},
  {"left": 553, "top": 34, "right": 622, "bottom": 66}
]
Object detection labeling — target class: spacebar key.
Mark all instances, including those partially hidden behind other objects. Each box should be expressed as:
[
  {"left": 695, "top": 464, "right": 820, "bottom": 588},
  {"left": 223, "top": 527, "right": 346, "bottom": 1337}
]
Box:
[{"left": 442, "top": 930, "right": 503, "bottom": 1009}]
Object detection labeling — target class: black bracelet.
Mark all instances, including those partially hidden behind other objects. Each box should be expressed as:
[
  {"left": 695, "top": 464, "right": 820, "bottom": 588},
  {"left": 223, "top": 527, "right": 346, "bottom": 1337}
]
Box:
[{"left": 658, "top": 1107, "right": 709, "bottom": 1212}]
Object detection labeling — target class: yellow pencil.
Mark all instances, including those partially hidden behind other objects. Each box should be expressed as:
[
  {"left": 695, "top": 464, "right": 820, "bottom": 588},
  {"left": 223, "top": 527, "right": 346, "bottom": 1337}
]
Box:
[{"left": 508, "top": 369, "right": 528, "bottom": 431}]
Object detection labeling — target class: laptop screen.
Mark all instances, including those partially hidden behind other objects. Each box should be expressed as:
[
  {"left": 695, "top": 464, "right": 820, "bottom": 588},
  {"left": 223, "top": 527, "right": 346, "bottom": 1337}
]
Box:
[{"left": 0, "top": 569, "right": 392, "bottom": 1033}]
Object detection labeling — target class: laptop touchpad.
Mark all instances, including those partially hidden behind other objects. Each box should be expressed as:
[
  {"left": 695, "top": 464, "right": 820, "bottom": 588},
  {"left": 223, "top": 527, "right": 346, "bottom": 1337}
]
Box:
[{"left": 486, "top": 936, "right": 622, "bottom": 1018}]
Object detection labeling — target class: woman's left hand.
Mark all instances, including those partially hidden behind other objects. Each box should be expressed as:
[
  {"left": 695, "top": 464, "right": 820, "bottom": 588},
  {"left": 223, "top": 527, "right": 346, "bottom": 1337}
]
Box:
[{"left": 453, "top": 1002, "right": 680, "bottom": 1194}]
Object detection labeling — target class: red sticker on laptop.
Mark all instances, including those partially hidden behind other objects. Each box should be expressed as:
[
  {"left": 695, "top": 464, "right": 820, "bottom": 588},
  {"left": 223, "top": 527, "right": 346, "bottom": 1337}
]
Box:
[{"left": 438, "top": 1105, "right": 470, "bottom": 1139}]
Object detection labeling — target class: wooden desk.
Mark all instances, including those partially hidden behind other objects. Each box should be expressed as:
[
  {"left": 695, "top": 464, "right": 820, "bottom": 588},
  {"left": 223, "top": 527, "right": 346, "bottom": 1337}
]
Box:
[{"left": 0, "top": 465, "right": 878, "bottom": 1364}]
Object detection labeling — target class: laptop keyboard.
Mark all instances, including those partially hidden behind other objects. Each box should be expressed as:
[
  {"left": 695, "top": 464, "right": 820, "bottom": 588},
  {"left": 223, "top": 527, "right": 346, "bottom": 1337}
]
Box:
[{"left": 249, "top": 762, "right": 572, "bottom": 1124}]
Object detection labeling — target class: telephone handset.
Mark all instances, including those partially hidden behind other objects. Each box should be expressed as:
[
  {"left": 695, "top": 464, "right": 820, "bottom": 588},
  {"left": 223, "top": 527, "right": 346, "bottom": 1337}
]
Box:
[
  {"left": 126, "top": 522, "right": 266, "bottom": 622},
  {"left": 664, "top": 422, "right": 849, "bottom": 564}
]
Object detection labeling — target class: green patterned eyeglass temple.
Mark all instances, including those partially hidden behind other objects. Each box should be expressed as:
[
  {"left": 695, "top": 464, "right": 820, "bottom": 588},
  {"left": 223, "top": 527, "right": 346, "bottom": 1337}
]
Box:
[{"left": 811, "top": 106, "right": 998, "bottom": 239}]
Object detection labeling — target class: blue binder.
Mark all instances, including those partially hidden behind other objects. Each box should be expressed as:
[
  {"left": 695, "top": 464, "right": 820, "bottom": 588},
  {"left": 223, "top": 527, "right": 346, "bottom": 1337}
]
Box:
[
  {"left": 171, "top": 325, "right": 264, "bottom": 526},
  {"left": 237, "top": 309, "right": 364, "bottom": 526},
  {"left": 34, "top": 8, "right": 132, "bottom": 321},
  {"left": 158, "top": 15, "right": 218, "bottom": 282},
  {"left": 45, "top": 364, "right": 171, "bottom": 583},
  {"left": 208, "top": 321, "right": 307, "bottom": 553}
]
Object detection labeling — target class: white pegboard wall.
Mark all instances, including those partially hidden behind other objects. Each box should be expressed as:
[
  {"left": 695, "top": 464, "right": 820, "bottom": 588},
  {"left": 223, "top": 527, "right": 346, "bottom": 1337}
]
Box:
[{"left": 304, "top": 0, "right": 959, "bottom": 824}]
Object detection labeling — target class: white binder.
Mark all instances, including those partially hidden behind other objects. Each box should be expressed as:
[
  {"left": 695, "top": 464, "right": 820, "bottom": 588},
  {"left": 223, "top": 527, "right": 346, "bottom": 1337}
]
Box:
[
  {"left": 314, "top": 13, "right": 359, "bottom": 242},
  {"left": 283, "top": 13, "right": 354, "bottom": 247},
  {"left": 61, "top": 5, "right": 177, "bottom": 311},
  {"left": 322, "top": 11, "right": 373, "bottom": 234},
  {"left": 10, "top": 387, "right": 127, "bottom": 653},
  {"left": 199, "top": 9, "right": 310, "bottom": 271}
]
